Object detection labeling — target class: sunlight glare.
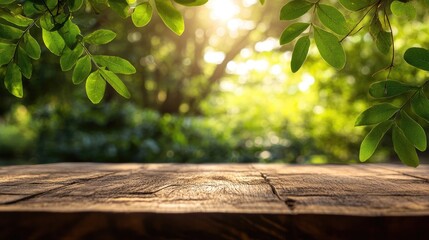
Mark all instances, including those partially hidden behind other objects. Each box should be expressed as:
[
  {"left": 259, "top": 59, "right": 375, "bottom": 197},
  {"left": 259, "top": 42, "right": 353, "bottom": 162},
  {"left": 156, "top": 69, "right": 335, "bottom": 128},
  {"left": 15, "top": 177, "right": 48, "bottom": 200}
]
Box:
[{"left": 207, "top": 1, "right": 240, "bottom": 21}]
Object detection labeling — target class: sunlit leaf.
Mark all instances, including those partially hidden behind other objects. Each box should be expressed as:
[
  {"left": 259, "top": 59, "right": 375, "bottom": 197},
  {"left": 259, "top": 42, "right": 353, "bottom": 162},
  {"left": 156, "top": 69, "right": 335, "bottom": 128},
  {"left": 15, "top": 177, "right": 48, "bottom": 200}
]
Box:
[
  {"left": 314, "top": 26, "right": 346, "bottom": 69},
  {"left": 132, "top": 2, "right": 153, "bottom": 27},
  {"left": 404, "top": 47, "right": 429, "bottom": 71},
  {"left": 84, "top": 29, "right": 117, "bottom": 45},
  {"left": 369, "top": 80, "right": 416, "bottom": 99},
  {"left": 73, "top": 55, "right": 92, "bottom": 85},
  {"left": 60, "top": 45, "right": 84, "bottom": 71},
  {"left": 291, "top": 36, "right": 310, "bottom": 73},
  {"left": 17, "top": 47, "right": 32, "bottom": 79},
  {"left": 173, "top": 0, "right": 208, "bottom": 6},
  {"left": 316, "top": 4, "right": 348, "bottom": 35},
  {"left": 0, "top": 12, "right": 33, "bottom": 27},
  {"left": 355, "top": 103, "right": 399, "bottom": 126},
  {"left": 393, "top": 125, "right": 419, "bottom": 167},
  {"left": 339, "top": 0, "right": 377, "bottom": 11},
  {"left": 411, "top": 90, "right": 429, "bottom": 122},
  {"left": 85, "top": 70, "right": 106, "bottom": 104},
  {"left": 155, "top": 0, "right": 185, "bottom": 35},
  {"left": 391, "top": 1, "right": 416, "bottom": 20},
  {"left": 0, "top": 42, "right": 15, "bottom": 66},
  {"left": 4, "top": 62, "right": 23, "bottom": 98},
  {"left": 280, "top": 23, "right": 309, "bottom": 45},
  {"left": 398, "top": 111, "right": 427, "bottom": 151},
  {"left": 100, "top": 69, "right": 131, "bottom": 98},
  {"left": 280, "top": 0, "right": 313, "bottom": 20},
  {"left": 0, "top": 23, "right": 23, "bottom": 40},
  {"left": 23, "top": 32, "right": 41, "bottom": 60},
  {"left": 359, "top": 120, "right": 393, "bottom": 162},
  {"left": 58, "top": 19, "right": 81, "bottom": 49},
  {"left": 42, "top": 29, "right": 66, "bottom": 56},
  {"left": 93, "top": 55, "right": 136, "bottom": 74}
]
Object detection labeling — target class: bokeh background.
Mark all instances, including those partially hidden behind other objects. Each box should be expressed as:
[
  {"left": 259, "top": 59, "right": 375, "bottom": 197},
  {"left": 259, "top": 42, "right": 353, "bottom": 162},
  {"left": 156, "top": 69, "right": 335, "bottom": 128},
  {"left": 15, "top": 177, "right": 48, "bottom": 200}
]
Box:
[{"left": 1, "top": 0, "right": 429, "bottom": 165}]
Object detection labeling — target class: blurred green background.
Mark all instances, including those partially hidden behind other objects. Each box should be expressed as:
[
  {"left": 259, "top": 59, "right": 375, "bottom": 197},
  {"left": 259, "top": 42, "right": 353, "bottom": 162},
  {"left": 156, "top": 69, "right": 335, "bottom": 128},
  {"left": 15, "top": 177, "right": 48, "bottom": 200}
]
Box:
[{"left": 1, "top": 0, "right": 429, "bottom": 165}]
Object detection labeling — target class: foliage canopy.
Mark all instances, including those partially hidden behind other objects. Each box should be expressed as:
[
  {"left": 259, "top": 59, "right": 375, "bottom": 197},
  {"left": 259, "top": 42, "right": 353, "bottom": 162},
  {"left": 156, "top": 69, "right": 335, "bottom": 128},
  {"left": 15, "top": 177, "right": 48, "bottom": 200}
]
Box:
[{"left": 1, "top": 0, "right": 429, "bottom": 166}]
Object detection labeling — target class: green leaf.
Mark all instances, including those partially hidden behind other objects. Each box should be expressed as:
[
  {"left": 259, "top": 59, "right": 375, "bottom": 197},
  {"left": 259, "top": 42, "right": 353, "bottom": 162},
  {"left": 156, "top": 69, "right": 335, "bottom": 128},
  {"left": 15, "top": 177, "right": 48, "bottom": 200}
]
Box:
[
  {"left": 93, "top": 55, "right": 136, "bottom": 74},
  {"left": 339, "top": 0, "right": 377, "bottom": 11},
  {"left": 316, "top": 4, "right": 348, "bottom": 36},
  {"left": 132, "top": 2, "right": 153, "bottom": 27},
  {"left": 0, "top": 42, "right": 15, "bottom": 66},
  {"left": 280, "top": 23, "right": 310, "bottom": 45},
  {"left": 23, "top": 1, "right": 44, "bottom": 17},
  {"left": 100, "top": 69, "right": 131, "bottom": 98},
  {"left": 108, "top": 0, "right": 131, "bottom": 18},
  {"left": 0, "top": 23, "right": 23, "bottom": 40},
  {"left": 60, "top": 45, "right": 84, "bottom": 71},
  {"left": 355, "top": 103, "right": 399, "bottom": 126},
  {"left": 39, "top": 13, "right": 55, "bottom": 31},
  {"left": 314, "top": 26, "right": 346, "bottom": 69},
  {"left": 58, "top": 19, "right": 81, "bottom": 49},
  {"left": 4, "top": 62, "right": 23, "bottom": 98},
  {"left": 17, "top": 47, "right": 32, "bottom": 79},
  {"left": 42, "top": 29, "right": 66, "bottom": 56},
  {"left": 398, "top": 111, "right": 427, "bottom": 151},
  {"left": 369, "top": 80, "right": 416, "bottom": 99},
  {"left": 155, "top": 0, "right": 185, "bottom": 35},
  {"left": 72, "top": 55, "right": 92, "bottom": 85},
  {"left": 259, "top": 0, "right": 265, "bottom": 5},
  {"left": 0, "top": 12, "right": 33, "bottom": 27},
  {"left": 23, "top": 32, "right": 41, "bottom": 60},
  {"left": 84, "top": 29, "right": 116, "bottom": 45},
  {"left": 375, "top": 31, "right": 392, "bottom": 55},
  {"left": 69, "top": 0, "right": 84, "bottom": 12},
  {"left": 411, "top": 90, "right": 429, "bottom": 122},
  {"left": 404, "top": 47, "right": 429, "bottom": 71},
  {"left": 173, "top": 0, "right": 208, "bottom": 6},
  {"left": 0, "top": 0, "right": 16, "bottom": 4},
  {"left": 359, "top": 120, "right": 393, "bottom": 162},
  {"left": 391, "top": 1, "right": 416, "bottom": 20},
  {"left": 280, "top": 0, "right": 313, "bottom": 20},
  {"left": 291, "top": 36, "right": 310, "bottom": 73},
  {"left": 86, "top": 70, "right": 106, "bottom": 104},
  {"left": 392, "top": 125, "right": 419, "bottom": 167}
]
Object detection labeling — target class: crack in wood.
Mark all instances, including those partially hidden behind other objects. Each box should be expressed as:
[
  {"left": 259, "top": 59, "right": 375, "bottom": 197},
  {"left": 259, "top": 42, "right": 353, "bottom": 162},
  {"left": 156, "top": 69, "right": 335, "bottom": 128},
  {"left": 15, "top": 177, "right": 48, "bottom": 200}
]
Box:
[
  {"left": 0, "top": 172, "right": 116, "bottom": 205},
  {"left": 376, "top": 166, "right": 429, "bottom": 182},
  {"left": 260, "top": 172, "right": 297, "bottom": 211}
]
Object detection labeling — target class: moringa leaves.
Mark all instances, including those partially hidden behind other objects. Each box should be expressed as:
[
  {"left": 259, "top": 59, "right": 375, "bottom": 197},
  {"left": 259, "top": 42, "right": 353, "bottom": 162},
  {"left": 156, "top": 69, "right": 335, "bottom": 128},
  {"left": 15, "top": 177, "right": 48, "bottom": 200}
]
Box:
[
  {"left": 369, "top": 80, "right": 416, "bottom": 99},
  {"left": 280, "top": 23, "right": 310, "bottom": 45},
  {"left": 404, "top": 47, "right": 429, "bottom": 71},
  {"left": 84, "top": 29, "right": 117, "bottom": 45},
  {"left": 93, "top": 55, "right": 136, "bottom": 75},
  {"left": 316, "top": 4, "right": 348, "bottom": 36},
  {"left": 359, "top": 120, "right": 393, "bottom": 162},
  {"left": 86, "top": 70, "right": 106, "bottom": 104},
  {"left": 155, "top": 0, "right": 185, "bottom": 35},
  {"left": 291, "top": 36, "right": 310, "bottom": 73},
  {"left": 398, "top": 111, "right": 427, "bottom": 152},
  {"left": 280, "top": 0, "right": 314, "bottom": 20},
  {"left": 132, "top": 2, "right": 153, "bottom": 27},
  {"left": 393, "top": 125, "right": 419, "bottom": 167},
  {"left": 355, "top": 103, "right": 398, "bottom": 126},
  {"left": 314, "top": 26, "right": 346, "bottom": 69}
]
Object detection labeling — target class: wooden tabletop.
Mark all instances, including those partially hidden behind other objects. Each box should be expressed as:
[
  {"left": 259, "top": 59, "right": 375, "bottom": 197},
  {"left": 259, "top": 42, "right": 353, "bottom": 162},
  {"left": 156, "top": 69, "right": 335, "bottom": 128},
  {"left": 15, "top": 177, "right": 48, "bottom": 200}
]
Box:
[{"left": 1, "top": 163, "right": 428, "bottom": 239}]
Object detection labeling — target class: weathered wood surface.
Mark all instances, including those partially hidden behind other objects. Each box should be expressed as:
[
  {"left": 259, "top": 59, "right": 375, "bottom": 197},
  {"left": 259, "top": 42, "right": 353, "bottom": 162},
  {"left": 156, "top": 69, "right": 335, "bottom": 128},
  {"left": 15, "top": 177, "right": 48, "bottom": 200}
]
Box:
[{"left": 0, "top": 163, "right": 428, "bottom": 239}]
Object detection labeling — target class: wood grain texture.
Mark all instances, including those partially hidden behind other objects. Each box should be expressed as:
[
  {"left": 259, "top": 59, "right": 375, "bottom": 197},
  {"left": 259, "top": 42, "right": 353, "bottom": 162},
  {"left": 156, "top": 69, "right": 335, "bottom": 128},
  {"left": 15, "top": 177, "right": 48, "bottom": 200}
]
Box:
[{"left": 0, "top": 163, "right": 428, "bottom": 239}]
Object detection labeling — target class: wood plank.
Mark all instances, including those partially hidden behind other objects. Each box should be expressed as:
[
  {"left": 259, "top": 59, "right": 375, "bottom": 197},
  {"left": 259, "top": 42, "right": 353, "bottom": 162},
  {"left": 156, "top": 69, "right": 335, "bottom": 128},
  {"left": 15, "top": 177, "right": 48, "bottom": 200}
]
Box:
[{"left": 0, "top": 163, "right": 428, "bottom": 239}]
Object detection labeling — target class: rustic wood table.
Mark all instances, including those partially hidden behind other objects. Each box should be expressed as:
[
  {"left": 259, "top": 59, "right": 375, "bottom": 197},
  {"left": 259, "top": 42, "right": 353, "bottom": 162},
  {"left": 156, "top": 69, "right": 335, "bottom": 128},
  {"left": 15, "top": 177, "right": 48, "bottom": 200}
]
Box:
[{"left": 0, "top": 163, "right": 428, "bottom": 239}]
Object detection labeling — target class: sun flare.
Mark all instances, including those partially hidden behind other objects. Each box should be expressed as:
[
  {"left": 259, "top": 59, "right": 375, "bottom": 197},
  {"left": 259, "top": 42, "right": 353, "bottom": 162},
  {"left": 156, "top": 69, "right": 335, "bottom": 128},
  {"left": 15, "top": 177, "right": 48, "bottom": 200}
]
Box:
[{"left": 207, "top": 1, "right": 240, "bottom": 21}]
